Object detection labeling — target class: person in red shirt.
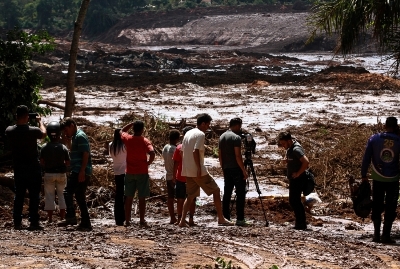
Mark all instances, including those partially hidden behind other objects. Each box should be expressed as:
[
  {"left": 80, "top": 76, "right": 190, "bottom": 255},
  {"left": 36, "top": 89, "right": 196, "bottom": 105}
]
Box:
[
  {"left": 120, "top": 121, "right": 155, "bottom": 227},
  {"left": 173, "top": 126, "right": 196, "bottom": 226}
]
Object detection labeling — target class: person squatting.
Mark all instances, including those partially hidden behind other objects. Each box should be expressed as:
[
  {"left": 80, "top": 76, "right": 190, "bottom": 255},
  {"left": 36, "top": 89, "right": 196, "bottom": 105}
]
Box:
[{"left": 5, "top": 105, "right": 400, "bottom": 243}]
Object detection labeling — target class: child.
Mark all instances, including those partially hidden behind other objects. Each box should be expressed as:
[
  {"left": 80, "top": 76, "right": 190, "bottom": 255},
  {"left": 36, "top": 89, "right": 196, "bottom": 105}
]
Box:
[
  {"left": 40, "top": 121, "right": 70, "bottom": 223},
  {"left": 173, "top": 126, "right": 196, "bottom": 226}
]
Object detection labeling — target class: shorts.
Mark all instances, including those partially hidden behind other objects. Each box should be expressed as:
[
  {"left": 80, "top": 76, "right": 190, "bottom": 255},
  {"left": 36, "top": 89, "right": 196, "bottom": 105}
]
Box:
[
  {"left": 166, "top": 180, "right": 175, "bottom": 198},
  {"left": 186, "top": 173, "right": 219, "bottom": 198},
  {"left": 175, "top": 180, "right": 187, "bottom": 199},
  {"left": 124, "top": 174, "right": 150, "bottom": 198}
]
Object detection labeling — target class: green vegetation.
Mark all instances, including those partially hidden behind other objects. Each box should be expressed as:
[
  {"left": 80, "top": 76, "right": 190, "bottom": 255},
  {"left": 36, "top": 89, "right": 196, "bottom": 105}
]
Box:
[
  {"left": 0, "top": 0, "right": 314, "bottom": 37},
  {"left": 0, "top": 29, "right": 55, "bottom": 133},
  {"left": 308, "top": 0, "right": 400, "bottom": 73}
]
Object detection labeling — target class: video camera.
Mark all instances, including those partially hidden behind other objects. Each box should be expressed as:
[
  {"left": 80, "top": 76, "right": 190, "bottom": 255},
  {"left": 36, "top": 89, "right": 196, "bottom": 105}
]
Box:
[{"left": 240, "top": 133, "right": 256, "bottom": 159}]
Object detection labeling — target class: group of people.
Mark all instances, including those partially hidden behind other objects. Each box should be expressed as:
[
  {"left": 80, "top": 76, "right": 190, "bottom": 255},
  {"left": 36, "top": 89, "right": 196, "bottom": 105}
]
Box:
[
  {"left": 5, "top": 104, "right": 399, "bottom": 243},
  {"left": 5, "top": 105, "right": 93, "bottom": 231}
]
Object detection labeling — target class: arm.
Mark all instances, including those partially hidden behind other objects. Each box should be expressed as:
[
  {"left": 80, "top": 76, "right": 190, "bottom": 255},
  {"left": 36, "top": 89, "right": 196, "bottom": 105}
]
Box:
[
  {"left": 121, "top": 122, "right": 133, "bottom": 134},
  {"left": 193, "top": 149, "right": 201, "bottom": 178},
  {"left": 292, "top": 155, "right": 309, "bottom": 179},
  {"left": 218, "top": 148, "right": 223, "bottom": 168},
  {"left": 78, "top": 151, "right": 89, "bottom": 182},
  {"left": 234, "top": 147, "right": 248, "bottom": 179},
  {"left": 147, "top": 151, "right": 155, "bottom": 166},
  {"left": 361, "top": 139, "right": 373, "bottom": 181},
  {"left": 37, "top": 118, "right": 46, "bottom": 139},
  {"left": 173, "top": 160, "right": 179, "bottom": 184}
]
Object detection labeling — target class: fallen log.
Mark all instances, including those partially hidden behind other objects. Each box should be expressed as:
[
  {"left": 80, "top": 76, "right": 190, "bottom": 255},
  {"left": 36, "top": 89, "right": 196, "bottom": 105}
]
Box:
[{"left": 38, "top": 100, "right": 65, "bottom": 110}]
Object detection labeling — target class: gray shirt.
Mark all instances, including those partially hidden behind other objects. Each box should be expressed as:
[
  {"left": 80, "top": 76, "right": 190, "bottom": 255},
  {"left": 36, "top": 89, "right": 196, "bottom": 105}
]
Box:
[
  {"left": 162, "top": 144, "right": 176, "bottom": 180},
  {"left": 219, "top": 130, "right": 242, "bottom": 170},
  {"left": 286, "top": 141, "right": 305, "bottom": 179},
  {"left": 40, "top": 142, "right": 70, "bottom": 173}
]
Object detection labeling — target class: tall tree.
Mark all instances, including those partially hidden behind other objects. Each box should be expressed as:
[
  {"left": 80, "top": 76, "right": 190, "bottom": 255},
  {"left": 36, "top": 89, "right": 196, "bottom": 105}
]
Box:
[
  {"left": 64, "top": 0, "right": 91, "bottom": 118},
  {"left": 308, "top": 0, "right": 400, "bottom": 72}
]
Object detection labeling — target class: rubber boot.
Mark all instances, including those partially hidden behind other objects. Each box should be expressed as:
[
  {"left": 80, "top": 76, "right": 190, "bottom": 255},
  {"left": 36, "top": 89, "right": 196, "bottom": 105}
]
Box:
[
  {"left": 372, "top": 220, "right": 381, "bottom": 243},
  {"left": 381, "top": 222, "right": 396, "bottom": 244}
]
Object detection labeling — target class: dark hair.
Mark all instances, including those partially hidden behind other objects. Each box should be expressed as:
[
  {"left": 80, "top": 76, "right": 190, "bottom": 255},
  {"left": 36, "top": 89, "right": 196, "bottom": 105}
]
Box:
[
  {"left": 182, "top": 126, "right": 194, "bottom": 134},
  {"left": 386, "top": 117, "right": 398, "bottom": 130},
  {"left": 277, "top": 131, "right": 292, "bottom": 141},
  {"left": 133, "top": 120, "right": 144, "bottom": 133},
  {"left": 111, "top": 128, "right": 124, "bottom": 156},
  {"left": 16, "top": 105, "right": 29, "bottom": 119},
  {"left": 196, "top": 113, "right": 212, "bottom": 126},
  {"left": 169, "top": 130, "right": 180, "bottom": 142},
  {"left": 229, "top": 117, "right": 242, "bottom": 127},
  {"left": 60, "top": 117, "right": 76, "bottom": 130}
]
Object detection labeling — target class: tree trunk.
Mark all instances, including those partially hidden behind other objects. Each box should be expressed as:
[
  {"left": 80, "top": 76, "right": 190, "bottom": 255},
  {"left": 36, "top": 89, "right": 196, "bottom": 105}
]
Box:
[{"left": 64, "top": 0, "right": 91, "bottom": 118}]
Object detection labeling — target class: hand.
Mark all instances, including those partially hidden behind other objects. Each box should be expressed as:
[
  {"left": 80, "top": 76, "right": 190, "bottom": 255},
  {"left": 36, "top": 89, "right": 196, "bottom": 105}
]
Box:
[
  {"left": 78, "top": 170, "right": 86, "bottom": 182},
  {"left": 362, "top": 177, "right": 369, "bottom": 182},
  {"left": 35, "top": 115, "right": 42, "bottom": 123},
  {"left": 282, "top": 158, "right": 288, "bottom": 164},
  {"left": 242, "top": 169, "right": 248, "bottom": 180},
  {"left": 291, "top": 172, "right": 299, "bottom": 179},
  {"left": 172, "top": 178, "right": 176, "bottom": 185}
]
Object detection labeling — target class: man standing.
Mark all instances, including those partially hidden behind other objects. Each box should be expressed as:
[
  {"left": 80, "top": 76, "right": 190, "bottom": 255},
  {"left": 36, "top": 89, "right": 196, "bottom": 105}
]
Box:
[
  {"left": 120, "top": 120, "right": 155, "bottom": 227},
  {"left": 59, "top": 118, "right": 92, "bottom": 231},
  {"left": 278, "top": 132, "right": 310, "bottom": 230},
  {"left": 361, "top": 117, "right": 400, "bottom": 243},
  {"left": 5, "top": 105, "right": 46, "bottom": 230},
  {"left": 178, "top": 113, "right": 233, "bottom": 227},
  {"left": 219, "top": 118, "right": 249, "bottom": 226}
]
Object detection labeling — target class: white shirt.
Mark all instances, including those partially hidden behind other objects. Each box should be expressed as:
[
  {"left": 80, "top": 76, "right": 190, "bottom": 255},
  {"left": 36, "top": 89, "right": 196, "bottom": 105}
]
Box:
[
  {"left": 162, "top": 144, "right": 176, "bottom": 181},
  {"left": 109, "top": 142, "right": 127, "bottom": 175},
  {"left": 181, "top": 128, "right": 207, "bottom": 177}
]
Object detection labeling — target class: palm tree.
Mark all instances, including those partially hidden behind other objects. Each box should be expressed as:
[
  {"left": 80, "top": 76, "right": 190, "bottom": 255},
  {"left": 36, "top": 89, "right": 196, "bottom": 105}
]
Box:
[{"left": 308, "top": 0, "right": 400, "bottom": 72}]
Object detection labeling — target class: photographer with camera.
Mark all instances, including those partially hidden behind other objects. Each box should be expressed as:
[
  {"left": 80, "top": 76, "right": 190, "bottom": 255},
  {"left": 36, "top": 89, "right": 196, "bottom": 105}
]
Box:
[
  {"left": 278, "top": 132, "right": 309, "bottom": 230},
  {"left": 5, "top": 105, "right": 46, "bottom": 230},
  {"left": 219, "top": 118, "right": 249, "bottom": 227}
]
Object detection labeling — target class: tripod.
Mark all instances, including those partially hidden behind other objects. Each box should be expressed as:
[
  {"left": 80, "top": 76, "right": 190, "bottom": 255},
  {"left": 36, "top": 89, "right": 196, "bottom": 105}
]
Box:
[{"left": 230, "top": 150, "right": 269, "bottom": 227}]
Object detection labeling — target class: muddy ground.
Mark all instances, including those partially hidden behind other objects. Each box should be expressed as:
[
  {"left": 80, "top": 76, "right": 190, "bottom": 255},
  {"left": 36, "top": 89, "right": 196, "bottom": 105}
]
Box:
[{"left": 2, "top": 7, "right": 400, "bottom": 269}]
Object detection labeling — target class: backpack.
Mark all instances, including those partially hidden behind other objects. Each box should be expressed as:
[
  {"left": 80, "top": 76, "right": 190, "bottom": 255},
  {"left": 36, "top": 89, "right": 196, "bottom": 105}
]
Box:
[{"left": 349, "top": 177, "right": 372, "bottom": 219}]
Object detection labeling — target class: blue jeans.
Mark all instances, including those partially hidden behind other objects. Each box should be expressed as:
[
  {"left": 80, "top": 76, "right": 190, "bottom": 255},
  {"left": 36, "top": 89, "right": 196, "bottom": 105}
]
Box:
[
  {"left": 64, "top": 172, "right": 91, "bottom": 225},
  {"left": 222, "top": 167, "right": 246, "bottom": 221},
  {"left": 13, "top": 165, "right": 42, "bottom": 225}
]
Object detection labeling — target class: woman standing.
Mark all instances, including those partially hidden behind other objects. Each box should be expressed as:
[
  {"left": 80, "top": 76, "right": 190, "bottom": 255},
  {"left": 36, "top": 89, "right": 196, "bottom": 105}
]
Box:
[{"left": 109, "top": 129, "right": 127, "bottom": 226}]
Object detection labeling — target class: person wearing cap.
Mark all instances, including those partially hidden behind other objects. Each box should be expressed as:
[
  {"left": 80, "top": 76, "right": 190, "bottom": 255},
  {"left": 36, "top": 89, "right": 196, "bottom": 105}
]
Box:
[
  {"left": 361, "top": 116, "right": 400, "bottom": 243},
  {"left": 5, "top": 105, "right": 46, "bottom": 230},
  {"left": 172, "top": 126, "right": 196, "bottom": 226},
  {"left": 120, "top": 120, "right": 155, "bottom": 227},
  {"left": 219, "top": 117, "right": 249, "bottom": 227},
  {"left": 40, "top": 121, "right": 70, "bottom": 223},
  {"left": 162, "top": 129, "right": 181, "bottom": 224},
  {"left": 58, "top": 118, "right": 93, "bottom": 231},
  {"left": 178, "top": 113, "right": 234, "bottom": 227},
  {"left": 277, "top": 131, "right": 310, "bottom": 231}
]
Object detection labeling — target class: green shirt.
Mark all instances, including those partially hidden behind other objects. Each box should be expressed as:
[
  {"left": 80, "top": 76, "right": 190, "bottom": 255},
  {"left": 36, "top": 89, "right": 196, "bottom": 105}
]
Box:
[{"left": 70, "top": 129, "right": 92, "bottom": 175}]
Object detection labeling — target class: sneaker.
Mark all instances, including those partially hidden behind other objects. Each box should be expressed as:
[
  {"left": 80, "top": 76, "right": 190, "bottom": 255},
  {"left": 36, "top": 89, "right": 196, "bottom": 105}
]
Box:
[
  {"left": 140, "top": 221, "right": 150, "bottom": 228},
  {"left": 381, "top": 236, "right": 396, "bottom": 244},
  {"left": 235, "top": 219, "right": 251, "bottom": 227},
  {"left": 218, "top": 220, "right": 234, "bottom": 226},
  {"left": 14, "top": 223, "right": 22, "bottom": 230},
  {"left": 28, "top": 223, "right": 44, "bottom": 231}
]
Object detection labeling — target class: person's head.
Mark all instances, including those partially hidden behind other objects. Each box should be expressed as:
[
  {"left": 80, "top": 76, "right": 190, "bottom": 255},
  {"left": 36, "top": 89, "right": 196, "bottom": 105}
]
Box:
[
  {"left": 133, "top": 120, "right": 145, "bottom": 135},
  {"left": 182, "top": 126, "right": 194, "bottom": 135},
  {"left": 385, "top": 117, "right": 399, "bottom": 133},
  {"left": 16, "top": 105, "right": 29, "bottom": 123},
  {"left": 229, "top": 117, "right": 242, "bottom": 133},
  {"left": 277, "top": 131, "right": 293, "bottom": 149},
  {"left": 111, "top": 128, "right": 124, "bottom": 155},
  {"left": 60, "top": 117, "right": 77, "bottom": 138},
  {"left": 169, "top": 129, "right": 180, "bottom": 144},
  {"left": 46, "top": 121, "right": 61, "bottom": 142},
  {"left": 196, "top": 113, "right": 212, "bottom": 132}
]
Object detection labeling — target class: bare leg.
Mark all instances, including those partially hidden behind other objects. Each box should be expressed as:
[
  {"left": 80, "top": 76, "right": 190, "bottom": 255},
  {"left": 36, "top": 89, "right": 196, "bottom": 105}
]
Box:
[
  {"left": 213, "top": 191, "right": 228, "bottom": 223},
  {"left": 188, "top": 197, "right": 196, "bottom": 226},
  {"left": 167, "top": 198, "right": 177, "bottom": 223},
  {"left": 138, "top": 197, "right": 146, "bottom": 223},
  {"left": 47, "top": 210, "right": 53, "bottom": 223},
  {"left": 125, "top": 196, "right": 133, "bottom": 225},
  {"left": 177, "top": 198, "right": 185, "bottom": 224},
  {"left": 179, "top": 197, "right": 194, "bottom": 227}
]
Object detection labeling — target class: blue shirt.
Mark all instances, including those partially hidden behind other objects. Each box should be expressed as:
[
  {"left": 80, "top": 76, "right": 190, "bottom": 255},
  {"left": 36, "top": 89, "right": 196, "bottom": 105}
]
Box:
[
  {"left": 361, "top": 132, "right": 400, "bottom": 182},
  {"left": 70, "top": 129, "right": 92, "bottom": 175}
]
